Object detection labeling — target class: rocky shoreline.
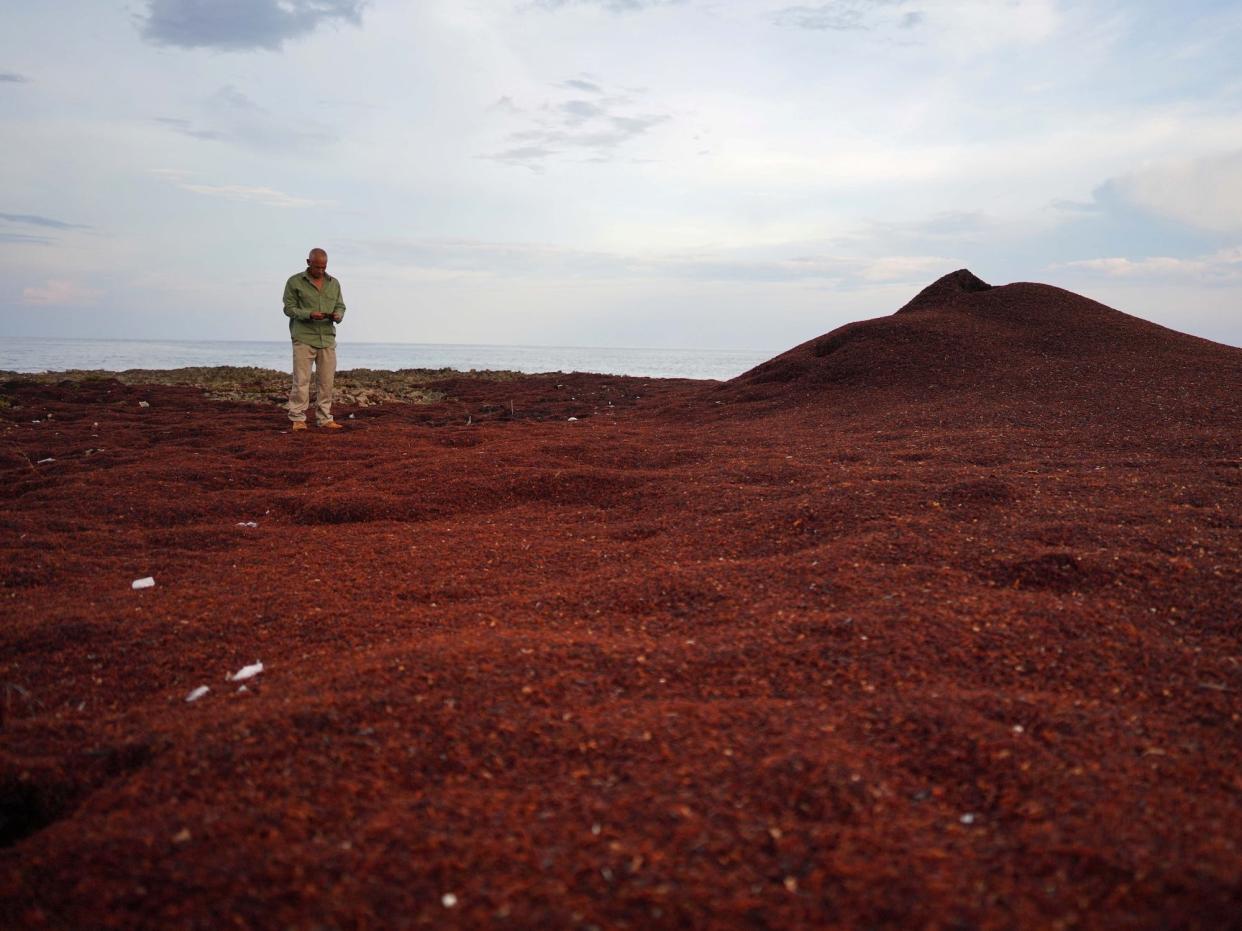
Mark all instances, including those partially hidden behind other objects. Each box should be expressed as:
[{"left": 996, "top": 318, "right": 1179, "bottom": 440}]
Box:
[{"left": 0, "top": 365, "right": 543, "bottom": 408}]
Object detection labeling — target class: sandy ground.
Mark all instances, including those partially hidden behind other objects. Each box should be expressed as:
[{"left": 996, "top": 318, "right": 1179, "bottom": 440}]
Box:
[{"left": 2, "top": 273, "right": 1240, "bottom": 929}]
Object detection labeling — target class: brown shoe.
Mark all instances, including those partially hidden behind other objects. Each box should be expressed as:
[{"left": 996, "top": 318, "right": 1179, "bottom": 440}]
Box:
[
  {"left": 319, "top": 420, "right": 343, "bottom": 429},
  {"left": 291, "top": 421, "right": 308, "bottom": 431}
]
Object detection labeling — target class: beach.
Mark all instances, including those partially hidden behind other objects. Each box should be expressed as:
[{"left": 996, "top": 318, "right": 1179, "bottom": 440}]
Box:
[{"left": 2, "top": 273, "right": 1240, "bottom": 928}]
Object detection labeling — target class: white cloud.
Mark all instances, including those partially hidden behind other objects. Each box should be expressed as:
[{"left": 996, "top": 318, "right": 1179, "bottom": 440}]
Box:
[
  {"left": 529, "top": 0, "right": 686, "bottom": 12},
  {"left": 154, "top": 85, "right": 337, "bottom": 152},
  {"left": 923, "top": 0, "right": 1060, "bottom": 48},
  {"left": 148, "top": 170, "right": 326, "bottom": 207},
  {"left": 481, "top": 78, "right": 672, "bottom": 170},
  {"left": 1110, "top": 149, "right": 1242, "bottom": 232},
  {"left": 346, "top": 235, "right": 958, "bottom": 291},
  {"left": 858, "top": 254, "right": 957, "bottom": 282},
  {"left": 768, "top": 0, "right": 1059, "bottom": 50},
  {"left": 22, "top": 279, "right": 103, "bottom": 306},
  {"left": 1062, "top": 257, "right": 1206, "bottom": 277},
  {"left": 770, "top": 2, "right": 908, "bottom": 33},
  {"left": 176, "top": 184, "right": 323, "bottom": 208},
  {"left": 1059, "top": 247, "right": 1242, "bottom": 283}
]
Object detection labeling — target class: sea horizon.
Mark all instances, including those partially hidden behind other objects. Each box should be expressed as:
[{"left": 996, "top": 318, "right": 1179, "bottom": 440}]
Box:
[{"left": 0, "top": 336, "right": 777, "bottom": 381}]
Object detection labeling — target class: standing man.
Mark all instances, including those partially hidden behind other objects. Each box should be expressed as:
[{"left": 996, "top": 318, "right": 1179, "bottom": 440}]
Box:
[{"left": 283, "top": 247, "right": 346, "bottom": 430}]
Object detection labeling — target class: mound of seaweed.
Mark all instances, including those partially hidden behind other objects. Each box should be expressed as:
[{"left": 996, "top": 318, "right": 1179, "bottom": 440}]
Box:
[{"left": 721, "top": 269, "right": 1240, "bottom": 405}]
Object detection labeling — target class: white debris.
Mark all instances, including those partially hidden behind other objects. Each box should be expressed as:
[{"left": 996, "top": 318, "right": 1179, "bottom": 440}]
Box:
[
  {"left": 185, "top": 686, "right": 209, "bottom": 703},
  {"left": 441, "top": 894, "right": 458, "bottom": 908},
  {"left": 567, "top": 417, "right": 578, "bottom": 422},
  {"left": 237, "top": 685, "right": 249, "bottom": 693},
  {"left": 236, "top": 521, "right": 258, "bottom": 528},
  {"left": 131, "top": 576, "right": 155, "bottom": 590},
  {"left": 37, "top": 458, "right": 55, "bottom": 464},
  {"left": 960, "top": 813, "right": 977, "bottom": 825},
  {"left": 229, "top": 661, "right": 264, "bottom": 682},
  {"left": 138, "top": 401, "right": 150, "bottom": 408}
]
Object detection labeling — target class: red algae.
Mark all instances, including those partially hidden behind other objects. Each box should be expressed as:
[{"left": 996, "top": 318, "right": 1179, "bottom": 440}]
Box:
[{"left": 1, "top": 274, "right": 1240, "bottom": 929}]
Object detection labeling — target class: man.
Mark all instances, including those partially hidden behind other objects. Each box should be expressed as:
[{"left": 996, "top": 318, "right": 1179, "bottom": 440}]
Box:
[{"left": 283, "top": 248, "right": 346, "bottom": 430}]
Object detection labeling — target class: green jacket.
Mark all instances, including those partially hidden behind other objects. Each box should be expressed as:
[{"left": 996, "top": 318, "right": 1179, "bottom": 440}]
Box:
[{"left": 283, "top": 271, "right": 347, "bottom": 349}]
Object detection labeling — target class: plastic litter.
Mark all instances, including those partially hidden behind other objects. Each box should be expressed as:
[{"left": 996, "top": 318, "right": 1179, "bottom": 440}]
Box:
[
  {"left": 229, "top": 661, "right": 264, "bottom": 682},
  {"left": 132, "top": 577, "right": 155, "bottom": 590},
  {"left": 185, "top": 686, "right": 209, "bottom": 702}
]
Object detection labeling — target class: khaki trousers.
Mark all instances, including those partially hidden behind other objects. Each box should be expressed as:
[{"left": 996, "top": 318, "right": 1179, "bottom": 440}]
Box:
[{"left": 288, "top": 342, "right": 336, "bottom": 424}]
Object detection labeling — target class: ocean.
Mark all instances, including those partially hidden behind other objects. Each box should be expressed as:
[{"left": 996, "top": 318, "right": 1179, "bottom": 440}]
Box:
[{"left": 0, "top": 337, "right": 775, "bottom": 382}]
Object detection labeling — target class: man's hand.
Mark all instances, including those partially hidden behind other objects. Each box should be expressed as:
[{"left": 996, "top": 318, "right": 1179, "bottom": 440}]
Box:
[
  {"left": 332, "top": 315, "right": 342, "bottom": 323},
  {"left": 310, "top": 312, "right": 327, "bottom": 320}
]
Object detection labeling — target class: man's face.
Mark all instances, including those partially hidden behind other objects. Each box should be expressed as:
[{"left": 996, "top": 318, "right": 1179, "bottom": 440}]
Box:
[{"left": 307, "top": 255, "right": 328, "bottom": 280}]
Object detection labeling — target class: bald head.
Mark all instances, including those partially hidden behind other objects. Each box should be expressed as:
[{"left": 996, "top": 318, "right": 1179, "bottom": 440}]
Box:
[{"left": 306, "top": 248, "right": 328, "bottom": 281}]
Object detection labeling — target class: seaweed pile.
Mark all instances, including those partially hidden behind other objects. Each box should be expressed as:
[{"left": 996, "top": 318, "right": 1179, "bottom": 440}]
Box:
[{"left": 1, "top": 274, "right": 1239, "bottom": 929}]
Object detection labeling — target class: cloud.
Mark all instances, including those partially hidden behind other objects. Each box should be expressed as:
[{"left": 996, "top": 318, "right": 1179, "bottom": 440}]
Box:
[
  {"left": 860, "top": 211, "right": 993, "bottom": 241},
  {"left": 482, "top": 80, "right": 671, "bottom": 170},
  {"left": 561, "top": 78, "right": 604, "bottom": 94},
  {"left": 138, "top": 0, "right": 367, "bottom": 51},
  {"left": 0, "top": 233, "right": 54, "bottom": 245},
  {"left": 1049, "top": 199, "right": 1100, "bottom": 215},
  {"left": 769, "top": 0, "right": 913, "bottom": 32},
  {"left": 0, "top": 212, "right": 90, "bottom": 231},
  {"left": 1059, "top": 247, "right": 1242, "bottom": 284},
  {"left": 826, "top": 211, "right": 999, "bottom": 258},
  {"left": 349, "top": 236, "right": 955, "bottom": 289},
  {"left": 149, "top": 170, "right": 326, "bottom": 207},
  {"left": 154, "top": 117, "right": 227, "bottom": 142},
  {"left": 487, "top": 145, "right": 562, "bottom": 170},
  {"left": 177, "top": 184, "right": 324, "bottom": 208},
  {"left": 155, "top": 85, "right": 336, "bottom": 150},
  {"left": 0, "top": 73, "right": 28, "bottom": 83},
  {"left": 770, "top": 0, "right": 1058, "bottom": 46},
  {"left": 528, "top": 0, "right": 685, "bottom": 11},
  {"left": 0, "top": 212, "right": 91, "bottom": 245},
  {"left": 22, "top": 280, "right": 103, "bottom": 306},
  {"left": 1105, "top": 149, "right": 1242, "bottom": 233},
  {"left": 857, "top": 254, "right": 956, "bottom": 282},
  {"left": 561, "top": 100, "right": 606, "bottom": 125}
]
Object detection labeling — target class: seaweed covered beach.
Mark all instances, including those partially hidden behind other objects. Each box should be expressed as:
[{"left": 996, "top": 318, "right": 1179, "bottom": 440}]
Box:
[{"left": 2, "top": 273, "right": 1240, "bottom": 928}]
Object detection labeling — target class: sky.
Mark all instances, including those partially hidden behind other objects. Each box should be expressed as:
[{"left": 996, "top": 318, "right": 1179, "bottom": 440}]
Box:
[{"left": 2, "top": 0, "right": 1241, "bottom": 352}]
